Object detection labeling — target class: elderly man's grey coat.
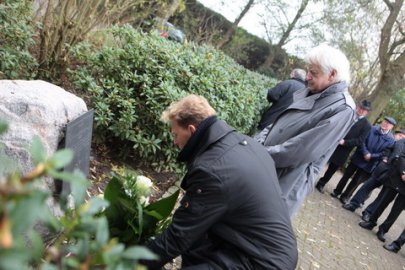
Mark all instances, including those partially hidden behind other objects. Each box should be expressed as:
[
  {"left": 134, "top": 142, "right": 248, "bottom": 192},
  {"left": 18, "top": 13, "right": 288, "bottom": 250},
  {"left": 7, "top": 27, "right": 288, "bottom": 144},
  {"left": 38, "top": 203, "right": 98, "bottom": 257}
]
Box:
[{"left": 258, "top": 81, "right": 356, "bottom": 216}]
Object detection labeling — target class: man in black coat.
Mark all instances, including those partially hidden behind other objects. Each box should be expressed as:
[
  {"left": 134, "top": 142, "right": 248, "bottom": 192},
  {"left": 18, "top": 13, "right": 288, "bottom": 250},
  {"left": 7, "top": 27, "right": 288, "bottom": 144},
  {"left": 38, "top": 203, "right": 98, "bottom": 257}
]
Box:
[
  {"left": 358, "top": 138, "right": 405, "bottom": 241},
  {"left": 257, "top": 68, "right": 306, "bottom": 130},
  {"left": 315, "top": 100, "right": 372, "bottom": 193},
  {"left": 142, "top": 95, "right": 298, "bottom": 270}
]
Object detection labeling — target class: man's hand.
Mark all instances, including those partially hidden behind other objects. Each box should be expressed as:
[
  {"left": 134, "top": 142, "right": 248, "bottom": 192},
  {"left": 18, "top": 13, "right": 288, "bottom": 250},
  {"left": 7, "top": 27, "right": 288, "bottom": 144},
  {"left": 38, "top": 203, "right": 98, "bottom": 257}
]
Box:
[
  {"left": 339, "top": 139, "right": 345, "bottom": 145},
  {"left": 364, "top": 153, "right": 371, "bottom": 161}
]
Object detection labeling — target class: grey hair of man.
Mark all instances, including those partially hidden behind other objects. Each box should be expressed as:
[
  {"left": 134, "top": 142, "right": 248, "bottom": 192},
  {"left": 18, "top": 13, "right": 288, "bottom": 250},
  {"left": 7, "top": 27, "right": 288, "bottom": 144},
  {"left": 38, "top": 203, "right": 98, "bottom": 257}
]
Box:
[
  {"left": 304, "top": 44, "right": 350, "bottom": 84},
  {"left": 290, "top": 68, "right": 306, "bottom": 81}
]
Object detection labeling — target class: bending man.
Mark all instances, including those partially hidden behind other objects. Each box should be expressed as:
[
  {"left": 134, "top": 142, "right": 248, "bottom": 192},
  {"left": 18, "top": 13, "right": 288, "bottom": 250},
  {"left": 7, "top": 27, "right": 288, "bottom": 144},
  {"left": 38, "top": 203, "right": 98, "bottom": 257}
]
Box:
[{"left": 142, "top": 95, "right": 298, "bottom": 270}]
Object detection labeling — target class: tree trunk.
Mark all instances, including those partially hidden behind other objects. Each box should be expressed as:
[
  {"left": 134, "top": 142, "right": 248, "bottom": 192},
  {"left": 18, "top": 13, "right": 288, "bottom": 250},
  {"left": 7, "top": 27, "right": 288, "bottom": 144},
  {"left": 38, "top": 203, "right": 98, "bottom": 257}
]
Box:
[
  {"left": 216, "top": 0, "right": 255, "bottom": 49},
  {"left": 367, "top": 53, "right": 405, "bottom": 123},
  {"left": 159, "top": 0, "right": 183, "bottom": 24},
  {"left": 367, "top": 0, "right": 404, "bottom": 123}
]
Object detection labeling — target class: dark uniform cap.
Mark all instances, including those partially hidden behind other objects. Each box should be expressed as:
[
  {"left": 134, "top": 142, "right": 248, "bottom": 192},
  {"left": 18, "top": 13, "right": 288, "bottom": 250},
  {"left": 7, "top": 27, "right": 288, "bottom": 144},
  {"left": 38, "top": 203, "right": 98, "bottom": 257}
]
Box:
[
  {"left": 398, "top": 128, "right": 405, "bottom": 134},
  {"left": 384, "top": 116, "right": 397, "bottom": 126},
  {"left": 359, "top": 100, "right": 372, "bottom": 111}
]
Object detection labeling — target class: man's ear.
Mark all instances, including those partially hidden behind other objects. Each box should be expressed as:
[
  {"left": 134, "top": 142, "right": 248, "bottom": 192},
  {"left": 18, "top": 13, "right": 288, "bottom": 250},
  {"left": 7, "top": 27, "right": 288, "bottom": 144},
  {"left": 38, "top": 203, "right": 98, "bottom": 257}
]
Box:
[
  {"left": 330, "top": 69, "right": 337, "bottom": 80},
  {"left": 188, "top": 124, "right": 197, "bottom": 134}
]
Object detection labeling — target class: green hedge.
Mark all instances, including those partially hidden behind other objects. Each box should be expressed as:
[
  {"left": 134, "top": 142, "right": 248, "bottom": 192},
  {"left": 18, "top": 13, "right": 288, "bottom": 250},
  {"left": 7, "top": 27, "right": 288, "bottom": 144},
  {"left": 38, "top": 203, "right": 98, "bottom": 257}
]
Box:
[
  {"left": 71, "top": 25, "right": 274, "bottom": 170},
  {"left": 0, "top": 0, "right": 37, "bottom": 79}
]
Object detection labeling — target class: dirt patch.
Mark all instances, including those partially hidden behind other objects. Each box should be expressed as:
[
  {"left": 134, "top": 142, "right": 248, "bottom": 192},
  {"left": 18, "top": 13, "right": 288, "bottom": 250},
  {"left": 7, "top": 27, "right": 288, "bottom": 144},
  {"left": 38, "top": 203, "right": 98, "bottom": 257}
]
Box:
[{"left": 87, "top": 142, "right": 179, "bottom": 200}]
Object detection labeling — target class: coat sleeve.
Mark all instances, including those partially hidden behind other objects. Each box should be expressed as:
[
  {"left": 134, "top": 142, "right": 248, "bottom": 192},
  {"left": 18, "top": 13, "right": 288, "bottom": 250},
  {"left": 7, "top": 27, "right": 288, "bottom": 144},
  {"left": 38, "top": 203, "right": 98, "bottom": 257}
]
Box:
[
  {"left": 142, "top": 168, "right": 227, "bottom": 269},
  {"left": 343, "top": 121, "right": 371, "bottom": 148},
  {"left": 266, "top": 108, "right": 354, "bottom": 168},
  {"left": 267, "top": 81, "right": 290, "bottom": 103}
]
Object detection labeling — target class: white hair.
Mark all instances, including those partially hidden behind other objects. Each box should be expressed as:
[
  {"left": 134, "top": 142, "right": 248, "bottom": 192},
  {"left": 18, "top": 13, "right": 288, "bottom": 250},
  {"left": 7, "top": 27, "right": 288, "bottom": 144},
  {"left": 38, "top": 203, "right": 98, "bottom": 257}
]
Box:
[
  {"left": 304, "top": 44, "right": 350, "bottom": 83},
  {"left": 291, "top": 68, "right": 306, "bottom": 81}
]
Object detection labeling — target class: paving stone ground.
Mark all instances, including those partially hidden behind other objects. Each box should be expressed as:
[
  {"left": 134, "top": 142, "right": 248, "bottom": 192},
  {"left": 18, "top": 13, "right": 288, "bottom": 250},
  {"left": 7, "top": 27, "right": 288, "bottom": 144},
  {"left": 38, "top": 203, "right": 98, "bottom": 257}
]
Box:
[{"left": 294, "top": 170, "right": 405, "bottom": 270}]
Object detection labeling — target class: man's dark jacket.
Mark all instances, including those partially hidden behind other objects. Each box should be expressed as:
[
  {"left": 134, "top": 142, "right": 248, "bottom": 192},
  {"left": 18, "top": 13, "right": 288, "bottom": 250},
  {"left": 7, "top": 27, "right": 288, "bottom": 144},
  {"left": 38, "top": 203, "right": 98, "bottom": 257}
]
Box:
[
  {"left": 372, "top": 138, "right": 405, "bottom": 182},
  {"left": 146, "top": 118, "right": 298, "bottom": 270},
  {"left": 384, "top": 139, "right": 405, "bottom": 195},
  {"left": 258, "top": 78, "right": 305, "bottom": 130},
  {"left": 329, "top": 117, "right": 372, "bottom": 166}
]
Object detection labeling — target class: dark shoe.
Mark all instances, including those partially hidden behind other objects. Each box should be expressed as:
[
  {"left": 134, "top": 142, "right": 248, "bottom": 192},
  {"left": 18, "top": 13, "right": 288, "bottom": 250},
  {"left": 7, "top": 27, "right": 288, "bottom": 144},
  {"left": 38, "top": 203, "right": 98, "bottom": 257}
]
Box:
[
  {"left": 339, "top": 196, "right": 348, "bottom": 204},
  {"left": 383, "top": 243, "right": 400, "bottom": 253},
  {"left": 362, "top": 213, "right": 370, "bottom": 222},
  {"left": 330, "top": 191, "right": 339, "bottom": 198},
  {"left": 315, "top": 182, "right": 325, "bottom": 193},
  {"left": 376, "top": 229, "right": 386, "bottom": 242},
  {"left": 342, "top": 203, "right": 356, "bottom": 212},
  {"left": 359, "top": 221, "right": 376, "bottom": 230}
]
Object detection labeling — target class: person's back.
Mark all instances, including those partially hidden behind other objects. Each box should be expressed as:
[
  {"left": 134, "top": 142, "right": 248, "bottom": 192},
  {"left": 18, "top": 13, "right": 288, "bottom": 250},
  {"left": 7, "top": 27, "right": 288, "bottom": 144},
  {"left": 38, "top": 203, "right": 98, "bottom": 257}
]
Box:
[
  {"left": 182, "top": 122, "right": 297, "bottom": 269},
  {"left": 257, "top": 69, "right": 306, "bottom": 130}
]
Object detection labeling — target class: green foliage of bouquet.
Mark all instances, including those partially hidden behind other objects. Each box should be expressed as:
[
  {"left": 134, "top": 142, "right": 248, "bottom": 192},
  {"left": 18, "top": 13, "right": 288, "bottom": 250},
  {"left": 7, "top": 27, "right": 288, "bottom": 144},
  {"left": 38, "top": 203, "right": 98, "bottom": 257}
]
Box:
[{"left": 103, "top": 168, "right": 179, "bottom": 246}]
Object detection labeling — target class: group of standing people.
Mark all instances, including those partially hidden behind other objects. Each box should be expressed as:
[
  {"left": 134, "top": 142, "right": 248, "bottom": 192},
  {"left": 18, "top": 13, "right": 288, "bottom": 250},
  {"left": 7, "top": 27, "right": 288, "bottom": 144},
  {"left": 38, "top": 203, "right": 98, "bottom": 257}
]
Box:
[
  {"left": 314, "top": 104, "right": 405, "bottom": 254},
  {"left": 140, "top": 43, "right": 402, "bottom": 270}
]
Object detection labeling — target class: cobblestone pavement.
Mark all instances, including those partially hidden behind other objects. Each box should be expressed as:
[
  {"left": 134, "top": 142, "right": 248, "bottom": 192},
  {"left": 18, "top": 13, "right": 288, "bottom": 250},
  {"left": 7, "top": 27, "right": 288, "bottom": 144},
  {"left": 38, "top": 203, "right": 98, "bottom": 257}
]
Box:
[{"left": 294, "top": 171, "right": 405, "bottom": 270}]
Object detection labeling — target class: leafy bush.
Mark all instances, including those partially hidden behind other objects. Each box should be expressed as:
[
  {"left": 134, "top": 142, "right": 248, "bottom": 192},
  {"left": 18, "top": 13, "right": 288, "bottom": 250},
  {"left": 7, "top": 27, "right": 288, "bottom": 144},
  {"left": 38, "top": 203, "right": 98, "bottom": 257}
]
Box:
[
  {"left": 0, "top": 0, "right": 37, "bottom": 79},
  {"left": 70, "top": 25, "right": 273, "bottom": 170},
  {"left": 0, "top": 122, "right": 156, "bottom": 269}
]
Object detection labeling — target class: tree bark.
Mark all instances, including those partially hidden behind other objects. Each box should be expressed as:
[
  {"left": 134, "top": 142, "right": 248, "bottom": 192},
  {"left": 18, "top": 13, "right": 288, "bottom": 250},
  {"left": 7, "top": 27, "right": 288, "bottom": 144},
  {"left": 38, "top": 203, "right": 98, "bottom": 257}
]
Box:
[
  {"left": 367, "top": 0, "right": 404, "bottom": 123},
  {"left": 157, "top": 0, "right": 183, "bottom": 27},
  {"left": 216, "top": 0, "right": 255, "bottom": 49}
]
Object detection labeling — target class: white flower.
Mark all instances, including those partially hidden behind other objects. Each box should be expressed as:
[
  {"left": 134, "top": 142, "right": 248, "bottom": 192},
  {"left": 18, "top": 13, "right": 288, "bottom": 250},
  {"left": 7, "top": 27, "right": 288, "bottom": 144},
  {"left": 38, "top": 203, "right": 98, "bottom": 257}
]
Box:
[
  {"left": 136, "top": 175, "right": 153, "bottom": 197},
  {"left": 139, "top": 195, "right": 150, "bottom": 206}
]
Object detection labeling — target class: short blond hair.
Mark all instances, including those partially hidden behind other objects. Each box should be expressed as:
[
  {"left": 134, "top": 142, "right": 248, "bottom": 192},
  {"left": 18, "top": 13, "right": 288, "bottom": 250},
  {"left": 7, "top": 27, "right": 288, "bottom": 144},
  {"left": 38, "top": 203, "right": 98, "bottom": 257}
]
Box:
[{"left": 161, "top": 94, "right": 216, "bottom": 128}]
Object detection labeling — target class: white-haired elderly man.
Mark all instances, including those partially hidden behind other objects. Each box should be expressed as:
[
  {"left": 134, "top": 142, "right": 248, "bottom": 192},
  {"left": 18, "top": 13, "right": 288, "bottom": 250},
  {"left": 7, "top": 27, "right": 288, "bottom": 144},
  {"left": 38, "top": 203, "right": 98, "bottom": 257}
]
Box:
[{"left": 255, "top": 44, "right": 356, "bottom": 217}]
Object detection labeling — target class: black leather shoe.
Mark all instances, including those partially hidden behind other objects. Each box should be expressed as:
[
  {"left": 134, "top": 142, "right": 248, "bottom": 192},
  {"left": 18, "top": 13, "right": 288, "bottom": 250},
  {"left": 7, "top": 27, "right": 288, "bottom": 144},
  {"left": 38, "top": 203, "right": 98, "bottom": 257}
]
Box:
[
  {"left": 359, "top": 221, "right": 376, "bottom": 230},
  {"left": 383, "top": 243, "right": 400, "bottom": 253},
  {"left": 376, "top": 229, "right": 386, "bottom": 242},
  {"left": 339, "top": 196, "right": 348, "bottom": 204},
  {"left": 330, "top": 191, "right": 339, "bottom": 198},
  {"left": 342, "top": 203, "right": 356, "bottom": 212},
  {"left": 362, "top": 213, "right": 370, "bottom": 222},
  {"left": 315, "top": 183, "right": 325, "bottom": 193}
]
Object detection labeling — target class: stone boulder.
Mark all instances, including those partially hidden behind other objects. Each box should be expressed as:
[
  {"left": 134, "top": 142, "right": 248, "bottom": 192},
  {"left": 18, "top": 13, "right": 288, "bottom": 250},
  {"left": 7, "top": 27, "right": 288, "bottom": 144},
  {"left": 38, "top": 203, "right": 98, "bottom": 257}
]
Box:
[{"left": 0, "top": 80, "right": 88, "bottom": 187}]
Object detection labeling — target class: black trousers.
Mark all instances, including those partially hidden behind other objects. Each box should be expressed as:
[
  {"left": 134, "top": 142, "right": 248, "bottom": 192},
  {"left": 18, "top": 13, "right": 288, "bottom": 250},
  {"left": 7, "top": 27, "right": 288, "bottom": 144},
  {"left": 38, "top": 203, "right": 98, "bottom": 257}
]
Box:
[
  {"left": 378, "top": 193, "right": 405, "bottom": 233},
  {"left": 392, "top": 229, "right": 405, "bottom": 249},
  {"left": 318, "top": 162, "right": 340, "bottom": 186},
  {"left": 368, "top": 187, "right": 399, "bottom": 224},
  {"left": 333, "top": 162, "right": 370, "bottom": 198}
]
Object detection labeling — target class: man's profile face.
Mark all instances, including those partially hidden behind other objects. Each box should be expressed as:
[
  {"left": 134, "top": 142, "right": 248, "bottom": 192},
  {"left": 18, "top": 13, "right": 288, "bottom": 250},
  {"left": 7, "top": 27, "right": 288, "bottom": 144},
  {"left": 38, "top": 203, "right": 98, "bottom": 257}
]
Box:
[
  {"left": 306, "top": 63, "right": 334, "bottom": 93},
  {"left": 356, "top": 106, "right": 369, "bottom": 117},
  {"left": 170, "top": 120, "right": 194, "bottom": 149},
  {"left": 394, "top": 133, "right": 405, "bottom": 140}
]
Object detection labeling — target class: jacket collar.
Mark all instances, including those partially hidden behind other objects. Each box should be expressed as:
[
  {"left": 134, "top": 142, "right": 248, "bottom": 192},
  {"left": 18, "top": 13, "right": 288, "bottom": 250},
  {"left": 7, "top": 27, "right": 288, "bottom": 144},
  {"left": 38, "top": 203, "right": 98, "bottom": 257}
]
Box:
[
  {"left": 289, "top": 81, "right": 348, "bottom": 111},
  {"left": 177, "top": 117, "right": 234, "bottom": 163}
]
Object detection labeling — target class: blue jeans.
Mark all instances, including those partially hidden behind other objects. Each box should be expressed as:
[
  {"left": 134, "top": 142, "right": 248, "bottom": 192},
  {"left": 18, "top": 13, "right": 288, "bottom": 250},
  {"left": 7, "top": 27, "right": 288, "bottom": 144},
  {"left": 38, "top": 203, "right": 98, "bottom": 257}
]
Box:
[{"left": 350, "top": 176, "right": 382, "bottom": 208}]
